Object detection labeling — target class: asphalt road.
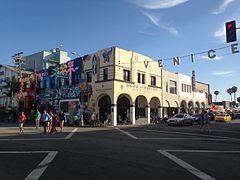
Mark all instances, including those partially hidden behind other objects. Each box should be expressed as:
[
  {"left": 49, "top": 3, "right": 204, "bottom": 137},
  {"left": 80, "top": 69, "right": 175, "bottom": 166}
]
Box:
[{"left": 0, "top": 121, "right": 239, "bottom": 180}]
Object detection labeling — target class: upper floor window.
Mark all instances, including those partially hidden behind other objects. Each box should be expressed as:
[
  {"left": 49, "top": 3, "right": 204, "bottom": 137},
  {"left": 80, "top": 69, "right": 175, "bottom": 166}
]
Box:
[
  {"left": 123, "top": 69, "right": 130, "bottom": 82},
  {"left": 137, "top": 73, "right": 141, "bottom": 83},
  {"left": 103, "top": 68, "right": 108, "bottom": 80},
  {"left": 166, "top": 82, "right": 168, "bottom": 92},
  {"left": 151, "top": 76, "right": 156, "bottom": 86},
  {"left": 86, "top": 71, "right": 92, "bottom": 83},
  {"left": 137, "top": 72, "right": 145, "bottom": 84},
  {"left": 170, "top": 80, "right": 177, "bottom": 94}
]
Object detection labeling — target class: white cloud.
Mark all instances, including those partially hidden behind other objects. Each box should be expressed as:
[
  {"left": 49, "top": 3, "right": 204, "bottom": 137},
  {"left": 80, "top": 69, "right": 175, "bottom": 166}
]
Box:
[
  {"left": 212, "top": 0, "right": 235, "bottom": 15},
  {"left": 214, "top": 26, "right": 225, "bottom": 42},
  {"left": 134, "top": 0, "right": 189, "bottom": 9},
  {"left": 212, "top": 71, "right": 233, "bottom": 77},
  {"left": 141, "top": 11, "right": 178, "bottom": 35},
  {"left": 200, "top": 55, "right": 223, "bottom": 60}
]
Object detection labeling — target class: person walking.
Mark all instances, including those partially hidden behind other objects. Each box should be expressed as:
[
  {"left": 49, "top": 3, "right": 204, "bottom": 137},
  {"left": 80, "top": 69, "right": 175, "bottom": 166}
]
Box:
[
  {"left": 18, "top": 111, "right": 26, "bottom": 134},
  {"left": 50, "top": 112, "right": 59, "bottom": 134},
  {"left": 59, "top": 110, "right": 66, "bottom": 133},
  {"left": 73, "top": 114, "right": 78, "bottom": 127},
  {"left": 34, "top": 109, "right": 41, "bottom": 129},
  {"left": 91, "top": 112, "right": 95, "bottom": 127},
  {"left": 42, "top": 110, "right": 51, "bottom": 134},
  {"left": 200, "top": 110, "right": 210, "bottom": 132}
]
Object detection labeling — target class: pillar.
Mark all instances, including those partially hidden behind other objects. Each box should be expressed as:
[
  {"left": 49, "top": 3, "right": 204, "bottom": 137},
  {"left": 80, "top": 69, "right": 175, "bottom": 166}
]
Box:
[
  {"left": 111, "top": 104, "right": 117, "bottom": 126},
  {"left": 146, "top": 105, "right": 150, "bottom": 124},
  {"left": 158, "top": 106, "right": 163, "bottom": 118},
  {"left": 130, "top": 103, "right": 135, "bottom": 125}
]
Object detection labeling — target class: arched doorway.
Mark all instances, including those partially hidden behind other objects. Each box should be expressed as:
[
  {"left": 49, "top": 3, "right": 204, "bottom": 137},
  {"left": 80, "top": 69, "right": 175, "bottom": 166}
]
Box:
[
  {"left": 98, "top": 95, "right": 111, "bottom": 123},
  {"left": 150, "top": 97, "right": 161, "bottom": 115},
  {"left": 195, "top": 101, "right": 200, "bottom": 114},
  {"left": 135, "top": 95, "right": 148, "bottom": 124},
  {"left": 180, "top": 100, "right": 187, "bottom": 113},
  {"left": 117, "top": 96, "right": 131, "bottom": 125},
  {"left": 188, "top": 101, "right": 194, "bottom": 114}
]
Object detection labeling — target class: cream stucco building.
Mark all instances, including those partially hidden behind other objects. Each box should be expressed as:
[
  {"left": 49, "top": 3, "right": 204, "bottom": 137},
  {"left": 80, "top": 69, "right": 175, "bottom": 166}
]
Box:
[{"left": 82, "top": 47, "right": 210, "bottom": 126}]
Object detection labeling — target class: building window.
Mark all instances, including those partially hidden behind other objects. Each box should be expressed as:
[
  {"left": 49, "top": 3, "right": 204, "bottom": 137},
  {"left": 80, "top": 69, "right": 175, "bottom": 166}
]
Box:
[
  {"left": 142, "top": 74, "right": 145, "bottom": 84},
  {"left": 123, "top": 69, "right": 130, "bottom": 82},
  {"left": 137, "top": 73, "right": 141, "bottom": 83},
  {"left": 151, "top": 76, "right": 156, "bottom": 86},
  {"left": 86, "top": 72, "right": 92, "bottom": 83},
  {"left": 170, "top": 80, "right": 177, "bottom": 94},
  {"left": 182, "top": 84, "right": 184, "bottom": 92},
  {"left": 166, "top": 82, "right": 168, "bottom": 92},
  {"left": 103, "top": 68, "right": 108, "bottom": 80}
]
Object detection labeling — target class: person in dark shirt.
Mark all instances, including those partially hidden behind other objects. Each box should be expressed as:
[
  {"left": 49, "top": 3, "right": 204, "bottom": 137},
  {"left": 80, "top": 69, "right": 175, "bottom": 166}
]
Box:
[{"left": 59, "top": 109, "right": 66, "bottom": 133}]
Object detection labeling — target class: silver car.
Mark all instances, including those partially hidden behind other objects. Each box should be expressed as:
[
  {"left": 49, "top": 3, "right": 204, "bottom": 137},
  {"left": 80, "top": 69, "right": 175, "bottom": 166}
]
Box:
[{"left": 167, "top": 113, "right": 193, "bottom": 126}]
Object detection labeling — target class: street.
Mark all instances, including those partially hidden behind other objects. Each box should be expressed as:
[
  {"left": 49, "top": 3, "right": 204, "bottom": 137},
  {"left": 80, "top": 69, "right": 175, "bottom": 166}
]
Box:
[{"left": 0, "top": 122, "right": 239, "bottom": 180}]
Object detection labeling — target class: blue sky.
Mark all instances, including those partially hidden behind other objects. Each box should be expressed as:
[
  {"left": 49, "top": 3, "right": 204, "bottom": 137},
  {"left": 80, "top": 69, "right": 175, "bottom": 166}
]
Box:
[{"left": 0, "top": 0, "right": 240, "bottom": 101}]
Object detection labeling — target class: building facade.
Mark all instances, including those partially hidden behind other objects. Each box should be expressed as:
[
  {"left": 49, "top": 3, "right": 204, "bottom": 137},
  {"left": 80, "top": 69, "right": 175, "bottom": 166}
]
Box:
[{"left": 82, "top": 47, "right": 210, "bottom": 126}]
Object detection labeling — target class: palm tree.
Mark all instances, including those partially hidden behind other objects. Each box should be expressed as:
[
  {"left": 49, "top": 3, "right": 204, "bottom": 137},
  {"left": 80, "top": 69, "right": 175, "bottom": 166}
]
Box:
[
  {"left": 227, "top": 88, "right": 233, "bottom": 102},
  {"left": 214, "top": 90, "right": 219, "bottom": 103},
  {"left": 232, "top": 86, "right": 238, "bottom": 105}
]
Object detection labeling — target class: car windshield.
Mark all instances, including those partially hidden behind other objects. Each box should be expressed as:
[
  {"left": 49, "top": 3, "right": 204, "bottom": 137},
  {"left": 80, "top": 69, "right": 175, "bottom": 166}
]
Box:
[{"left": 173, "top": 114, "right": 184, "bottom": 118}]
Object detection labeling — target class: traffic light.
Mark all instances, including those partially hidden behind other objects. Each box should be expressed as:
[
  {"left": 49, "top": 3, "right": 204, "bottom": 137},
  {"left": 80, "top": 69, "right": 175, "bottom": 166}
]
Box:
[{"left": 226, "top": 20, "right": 237, "bottom": 43}]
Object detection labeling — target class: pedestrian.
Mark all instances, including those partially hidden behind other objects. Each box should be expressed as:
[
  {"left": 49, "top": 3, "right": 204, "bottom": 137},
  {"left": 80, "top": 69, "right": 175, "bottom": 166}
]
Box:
[
  {"left": 200, "top": 110, "right": 210, "bottom": 132},
  {"left": 59, "top": 109, "right": 66, "bottom": 133},
  {"left": 41, "top": 110, "right": 51, "bottom": 134},
  {"left": 91, "top": 112, "right": 95, "bottom": 127},
  {"left": 73, "top": 114, "right": 78, "bottom": 127},
  {"left": 18, "top": 111, "right": 26, "bottom": 134},
  {"left": 34, "top": 109, "right": 41, "bottom": 129},
  {"left": 50, "top": 112, "right": 58, "bottom": 134},
  {"left": 48, "top": 111, "right": 53, "bottom": 133}
]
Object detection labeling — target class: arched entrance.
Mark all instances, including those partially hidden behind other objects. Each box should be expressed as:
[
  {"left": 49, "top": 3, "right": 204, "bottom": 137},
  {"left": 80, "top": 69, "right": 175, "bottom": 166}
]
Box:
[
  {"left": 117, "top": 96, "right": 131, "bottom": 125},
  {"left": 201, "top": 102, "right": 206, "bottom": 111},
  {"left": 149, "top": 97, "right": 161, "bottom": 115},
  {"left": 180, "top": 100, "right": 187, "bottom": 113},
  {"left": 135, "top": 95, "right": 148, "bottom": 124},
  {"left": 98, "top": 95, "right": 111, "bottom": 123},
  {"left": 188, "top": 101, "right": 194, "bottom": 114},
  {"left": 195, "top": 101, "right": 200, "bottom": 114}
]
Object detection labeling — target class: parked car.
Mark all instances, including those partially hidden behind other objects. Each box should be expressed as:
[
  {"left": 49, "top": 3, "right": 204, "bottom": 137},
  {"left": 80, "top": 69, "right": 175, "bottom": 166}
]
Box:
[
  {"left": 167, "top": 113, "right": 193, "bottom": 126},
  {"left": 214, "top": 114, "right": 231, "bottom": 123}
]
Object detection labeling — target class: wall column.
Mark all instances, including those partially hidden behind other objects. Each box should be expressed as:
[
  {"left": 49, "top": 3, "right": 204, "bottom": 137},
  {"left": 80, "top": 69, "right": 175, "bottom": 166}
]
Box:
[
  {"left": 146, "top": 105, "right": 150, "bottom": 124},
  {"left": 130, "top": 103, "right": 135, "bottom": 125},
  {"left": 158, "top": 106, "right": 163, "bottom": 118},
  {"left": 111, "top": 104, "right": 117, "bottom": 126}
]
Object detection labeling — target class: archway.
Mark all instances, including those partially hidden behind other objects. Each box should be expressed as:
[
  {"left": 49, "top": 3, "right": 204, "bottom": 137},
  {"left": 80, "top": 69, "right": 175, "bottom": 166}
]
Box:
[
  {"left": 135, "top": 96, "right": 148, "bottom": 124},
  {"left": 117, "top": 96, "right": 131, "bottom": 125},
  {"left": 201, "top": 102, "right": 206, "bottom": 110},
  {"left": 195, "top": 101, "right": 200, "bottom": 114},
  {"left": 149, "top": 97, "right": 161, "bottom": 115},
  {"left": 98, "top": 95, "right": 111, "bottom": 123},
  {"left": 180, "top": 100, "right": 187, "bottom": 113},
  {"left": 188, "top": 101, "right": 194, "bottom": 114}
]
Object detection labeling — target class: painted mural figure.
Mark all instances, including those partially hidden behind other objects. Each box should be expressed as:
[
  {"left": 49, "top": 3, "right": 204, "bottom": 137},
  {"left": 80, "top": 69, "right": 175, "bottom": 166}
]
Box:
[
  {"left": 102, "top": 48, "right": 112, "bottom": 63},
  {"left": 92, "top": 55, "right": 97, "bottom": 75}
]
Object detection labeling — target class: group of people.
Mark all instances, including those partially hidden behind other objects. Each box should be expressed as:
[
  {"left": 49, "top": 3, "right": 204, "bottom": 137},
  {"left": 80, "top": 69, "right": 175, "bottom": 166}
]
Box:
[{"left": 18, "top": 109, "right": 66, "bottom": 134}]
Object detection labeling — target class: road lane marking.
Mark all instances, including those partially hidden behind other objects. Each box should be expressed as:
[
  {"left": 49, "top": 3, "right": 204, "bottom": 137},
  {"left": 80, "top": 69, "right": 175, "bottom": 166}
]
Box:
[
  {"left": 0, "top": 151, "right": 58, "bottom": 180},
  {"left": 24, "top": 151, "right": 58, "bottom": 180},
  {"left": 64, "top": 128, "right": 78, "bottom": 139},
  {"left": 115, "top": 128, "right": 138, "bottom": 139},
  {"left": 129, "top": 129, "right": 239, "bottom": 140},
  {"left": 0, "top": 128, "right": 78, "bottom": 141},
  {"left": 138, "top": 137, "right": 240, "bottom": 141},
  {"left": 157, "top": 150, "right": 216, "bottom": 180},
  {"left": 158, "top": 150, "right": 240, "bottom": 153}
]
